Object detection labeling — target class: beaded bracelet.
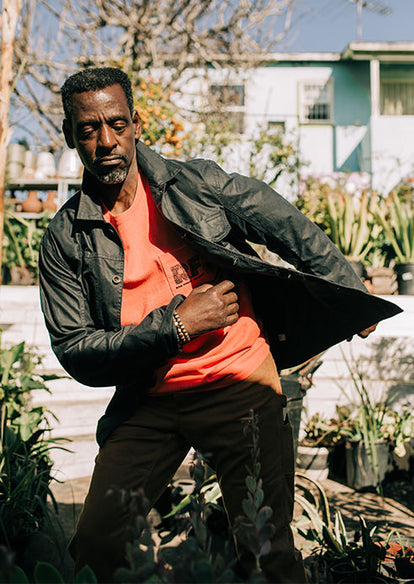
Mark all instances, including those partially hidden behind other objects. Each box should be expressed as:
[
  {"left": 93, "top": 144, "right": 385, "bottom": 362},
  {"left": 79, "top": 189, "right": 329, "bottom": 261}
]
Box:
[{"left": 173, "top": 310, "right": 191, "bottom": 347}]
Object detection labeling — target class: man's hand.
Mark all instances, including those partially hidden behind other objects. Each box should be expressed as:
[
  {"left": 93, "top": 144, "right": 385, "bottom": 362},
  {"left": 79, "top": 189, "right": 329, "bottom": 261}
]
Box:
[
  {"left": 175, "top": 280, "right": 239, "bottom": 338},
  {"left": 347, "top": 323, "right": 378, "bottom": 342},
  {"left": 358, "top": 323, "right": 377, "bottom": 338}
]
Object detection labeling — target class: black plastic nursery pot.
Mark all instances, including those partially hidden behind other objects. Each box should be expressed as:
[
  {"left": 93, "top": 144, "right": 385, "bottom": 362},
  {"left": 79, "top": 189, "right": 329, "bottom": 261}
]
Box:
[
  {"left": 345, "top": 440, "right": 389, "bottom": 490},
  {"left": 394, "top": 556, "right": 414, "bottom": 579},
  {"left": 394, "top": 263, "right": 414, "bottom": 295},
  {"left": 328, "top": 561, "right": 387, "bottom": 584},
  {"left": 336, "top": 574, "right": 389, "bottom": 583}
]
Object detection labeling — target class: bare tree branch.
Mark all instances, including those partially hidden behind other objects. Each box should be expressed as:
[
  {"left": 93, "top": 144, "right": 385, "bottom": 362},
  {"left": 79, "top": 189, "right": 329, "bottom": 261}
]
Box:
[{"left": 10, "top": 0, "right": 295, "bottom": 148}]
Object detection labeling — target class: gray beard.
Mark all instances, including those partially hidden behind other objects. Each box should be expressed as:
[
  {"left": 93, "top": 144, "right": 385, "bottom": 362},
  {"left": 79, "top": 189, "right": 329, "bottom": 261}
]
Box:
[{"left": 96, "top": 168, "right": 128, "bottom": 184}]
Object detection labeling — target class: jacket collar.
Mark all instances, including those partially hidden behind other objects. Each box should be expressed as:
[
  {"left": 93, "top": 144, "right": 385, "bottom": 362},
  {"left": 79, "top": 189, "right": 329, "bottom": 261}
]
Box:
[{"left": 76, "top": 141, "right": 182, "bottom": 220}]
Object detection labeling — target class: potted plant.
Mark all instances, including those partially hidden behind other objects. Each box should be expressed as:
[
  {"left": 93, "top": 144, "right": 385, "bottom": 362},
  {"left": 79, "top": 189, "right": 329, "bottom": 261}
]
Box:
[
  {"left": 375, "top": 191, "right": 414, "bottom": 295},
  {"left": 297, "top": 411, "right": 344, "bottom": 481},
  {"left": 377, "top": 533, "right": 414, "bottom": 581},
  {"left": 364, "top": 233, "right": 398, "bottom": 296},
  {"left": 336, "top": 352, "right": 392, "bottom": 492},
  {"left": 336, "top": 383, "right": 413, "bottom": 492},
  {"left": 294, "top": 475, "right": 388, "bottom": 583},
  {"left": 324, "top": 189, "right": 382, "bottom": 276}
]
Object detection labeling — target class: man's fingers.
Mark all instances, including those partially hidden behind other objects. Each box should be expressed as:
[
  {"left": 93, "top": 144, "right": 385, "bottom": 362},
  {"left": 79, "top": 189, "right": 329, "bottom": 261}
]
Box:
[
  {"left": 192, "top": 283, "right": 214, "bottom": 294},
  {"left": 212, "top": 279, "right": 236, "bottom": 294},
  {"left": 227, "top": 301, "right": 239, "bottom": 314},
  {"left": 226, "top": 312, "right": 239, "bottom": 325},
  {"left": 358, "top": 323, "right": 377, "bottom": 338}
]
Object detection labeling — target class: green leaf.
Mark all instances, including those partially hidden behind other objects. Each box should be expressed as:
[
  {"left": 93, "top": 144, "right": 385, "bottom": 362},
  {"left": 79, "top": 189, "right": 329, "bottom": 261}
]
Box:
[
  {"left": 255, "top": 506, "right": 273, "bottom": 529},
  {"left": 258, "top": 523, "right": 276, "bottom": 546},
  {"left": 8, "top": 566, "right": 30, "bottom": 584},
  {"left": 163, "top": 493, "right": 192, "bottom": 518},
  {"left": 33, "top": 562, "right": 65, "bottom": 584},
  {"left": 254, "top": 488, "right": 264, "bottom": 509},
  {"left": 246, "top": 475, "right": 256, "bottom": 494},
  {"left": 74, "top": 565, "right": 98, "bottom": 584},
  {"left": 242, "top": 498, "right": 257, "bottom": 522},
  {"left": 260, "top": 540, "right": 271, "bottom": 557}
]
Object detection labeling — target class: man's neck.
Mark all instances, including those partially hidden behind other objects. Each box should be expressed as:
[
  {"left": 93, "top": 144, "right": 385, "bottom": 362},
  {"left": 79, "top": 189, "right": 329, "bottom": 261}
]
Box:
[{"left": 84, "top": 162, "right": 139, "bottom": 215}]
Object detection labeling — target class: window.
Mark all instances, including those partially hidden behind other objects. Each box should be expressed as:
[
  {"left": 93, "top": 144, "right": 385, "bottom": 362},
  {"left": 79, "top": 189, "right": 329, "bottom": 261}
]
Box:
[
  {"left": 267, "top": 120, "right": 286, "bottom": 133},
  {"left": 299, "top": 79, "right": 333, "bottom": 124},
  {"left": 207, "top": 84, "right": 245, "bottom": 134},
  {"left": 381, "top": 80, "right": 414, "bottom": 115}
]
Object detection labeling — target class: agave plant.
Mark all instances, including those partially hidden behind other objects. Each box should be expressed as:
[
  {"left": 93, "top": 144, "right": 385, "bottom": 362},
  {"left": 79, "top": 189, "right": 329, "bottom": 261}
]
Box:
[
  {"left": 324, "top": 190, "right": 381, "bottom": 263},
  {"left": 374, "top": 191, "right": 414, "bottom": 264},
  {"left": 294, "top": 474, "right": 386, "bottom": 578}
]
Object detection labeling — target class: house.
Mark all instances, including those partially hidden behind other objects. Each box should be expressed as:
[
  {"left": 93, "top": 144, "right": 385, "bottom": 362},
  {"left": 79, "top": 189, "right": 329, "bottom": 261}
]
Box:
[{"left": 179, "top": 41, "right": 414, "bottom": 197}]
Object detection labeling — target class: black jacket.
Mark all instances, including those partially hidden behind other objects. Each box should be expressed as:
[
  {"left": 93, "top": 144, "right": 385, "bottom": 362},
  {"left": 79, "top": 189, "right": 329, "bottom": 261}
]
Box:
[{"left": 39, "top": 142, "right": 401, "bottom": 445}]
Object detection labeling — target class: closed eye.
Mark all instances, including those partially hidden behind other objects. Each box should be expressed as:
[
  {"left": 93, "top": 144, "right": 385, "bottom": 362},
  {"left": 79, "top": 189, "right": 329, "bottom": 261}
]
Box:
[{"left": 112, "top": 121, "right": 128, "bottom": 132}]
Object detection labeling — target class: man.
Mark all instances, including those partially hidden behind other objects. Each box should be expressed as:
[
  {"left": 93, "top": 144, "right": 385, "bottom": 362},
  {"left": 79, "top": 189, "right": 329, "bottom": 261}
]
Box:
[{"left": 39, "top": 67, "right": 401, "bottom": 583}]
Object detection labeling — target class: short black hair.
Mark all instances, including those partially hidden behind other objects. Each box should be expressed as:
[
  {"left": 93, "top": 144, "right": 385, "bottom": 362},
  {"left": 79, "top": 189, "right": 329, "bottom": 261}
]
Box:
[{"left": 61, "top": 67, "right": 134, "bottom": 119}]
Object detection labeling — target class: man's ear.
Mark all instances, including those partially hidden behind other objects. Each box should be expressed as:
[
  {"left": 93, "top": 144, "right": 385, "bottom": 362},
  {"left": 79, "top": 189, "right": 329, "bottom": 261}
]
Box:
[
  {"left": 63, "top": 118, "right": 75, "bottom": 149},
  {"left": 132, "top": 110, "right": 142, "bottom": 141}
]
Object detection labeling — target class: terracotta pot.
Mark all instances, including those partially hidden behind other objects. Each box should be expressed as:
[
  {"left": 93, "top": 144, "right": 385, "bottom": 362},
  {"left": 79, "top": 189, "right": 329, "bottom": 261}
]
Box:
[
  {"left": 366, "top": 266, "right": 398, "bottom": 295},
  {"left": 9, "top": 266, "right": 35, "bottom": 286},
  {"left": 21, "top": 191, "right": 43, "bottom": 213},
  {"left": 42, "top": 190, "right": 57, "bottom": 212}
]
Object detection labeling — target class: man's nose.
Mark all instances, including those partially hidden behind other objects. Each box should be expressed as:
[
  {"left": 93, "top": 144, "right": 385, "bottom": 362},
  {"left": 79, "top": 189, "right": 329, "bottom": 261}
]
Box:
[{"left": 97, "top": 124, "right": 116, "bottom": 149}]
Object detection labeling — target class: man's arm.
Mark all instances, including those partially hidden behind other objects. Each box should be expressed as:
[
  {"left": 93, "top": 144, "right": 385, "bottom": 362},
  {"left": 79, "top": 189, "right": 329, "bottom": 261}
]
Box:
[
  {"left": 39, "top": 229, "right": 239, "bottom": 387},
  {"left": 39, "top": 229, "right": 182, "bottom": 387},
  {"left": 209, "top": 163, "right": 380, "bottom": 339}
]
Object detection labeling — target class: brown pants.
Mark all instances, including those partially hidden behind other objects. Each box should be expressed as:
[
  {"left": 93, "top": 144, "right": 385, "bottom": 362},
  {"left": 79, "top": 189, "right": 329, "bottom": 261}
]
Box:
[{"left": 69, "top": 358, "right": 306, "bottom": 583}]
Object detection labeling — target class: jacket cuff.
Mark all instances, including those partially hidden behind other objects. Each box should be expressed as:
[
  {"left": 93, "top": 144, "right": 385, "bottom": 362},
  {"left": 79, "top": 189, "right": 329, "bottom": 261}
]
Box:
[{"left": 158, "top": 294, "right": 187, "bottom": 354}]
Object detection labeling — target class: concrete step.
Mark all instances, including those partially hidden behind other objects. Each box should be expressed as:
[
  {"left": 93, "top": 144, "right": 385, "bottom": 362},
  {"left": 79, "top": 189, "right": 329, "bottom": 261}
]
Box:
[{"left": 51, "top": 433, "right": 99, "bottom": 482}]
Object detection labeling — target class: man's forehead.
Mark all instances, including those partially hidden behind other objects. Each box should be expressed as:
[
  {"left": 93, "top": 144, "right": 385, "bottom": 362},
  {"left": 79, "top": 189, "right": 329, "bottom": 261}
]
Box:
[{"left": 70, "top": 84, "right": 128, "bottom": 110}]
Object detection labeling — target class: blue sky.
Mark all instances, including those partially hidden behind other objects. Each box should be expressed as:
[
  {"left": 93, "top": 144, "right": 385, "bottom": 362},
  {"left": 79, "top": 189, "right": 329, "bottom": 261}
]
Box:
[{"left": 280, "top": 0, "right": 414, "bottom": 52}]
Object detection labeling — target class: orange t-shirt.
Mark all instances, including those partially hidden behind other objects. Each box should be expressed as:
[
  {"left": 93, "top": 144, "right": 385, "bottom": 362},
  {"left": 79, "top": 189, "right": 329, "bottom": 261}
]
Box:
[{"left": 103, "top": 171, "right": 270, "bottom": 393}]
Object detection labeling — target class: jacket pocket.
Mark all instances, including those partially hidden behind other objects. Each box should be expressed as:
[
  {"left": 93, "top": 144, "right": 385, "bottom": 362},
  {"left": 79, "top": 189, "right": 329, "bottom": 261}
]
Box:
[{"left": 161, "top": 188, "right": 230, "bottom": 242}]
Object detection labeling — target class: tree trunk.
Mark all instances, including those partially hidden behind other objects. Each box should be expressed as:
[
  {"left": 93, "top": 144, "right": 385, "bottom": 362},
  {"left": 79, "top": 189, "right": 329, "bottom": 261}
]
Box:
[{"left": 0, "top": 0, "right": 22, "bottom": 284}]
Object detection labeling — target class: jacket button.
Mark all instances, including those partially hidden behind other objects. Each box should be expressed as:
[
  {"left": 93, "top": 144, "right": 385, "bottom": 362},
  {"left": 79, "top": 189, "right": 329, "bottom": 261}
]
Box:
[{"left": 112, "top": 275, "right": 121, "bottom": 284}]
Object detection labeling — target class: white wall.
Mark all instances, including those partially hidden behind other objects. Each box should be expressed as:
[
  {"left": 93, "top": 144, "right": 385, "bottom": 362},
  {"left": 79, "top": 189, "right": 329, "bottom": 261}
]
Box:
[
  {"left": 371, "top": 116, "right": 414, "bottom": 194},
  {"left": 304, "top": 295, "right": 414, "bottom": 421}
]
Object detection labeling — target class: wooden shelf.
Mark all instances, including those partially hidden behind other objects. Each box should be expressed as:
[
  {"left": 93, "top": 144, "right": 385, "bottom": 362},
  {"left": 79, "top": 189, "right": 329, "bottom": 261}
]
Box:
[
  {"left": 6, "top": 178, "right": 81, "bottom": 189},
  {"left": 6, "top": 177, "right": 82, "bottom": 208}
]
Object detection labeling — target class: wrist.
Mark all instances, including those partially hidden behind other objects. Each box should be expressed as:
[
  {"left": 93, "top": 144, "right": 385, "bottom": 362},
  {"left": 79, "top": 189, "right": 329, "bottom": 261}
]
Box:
[{"left": 173, "top": 310, "right": 191, "bottom": 348}]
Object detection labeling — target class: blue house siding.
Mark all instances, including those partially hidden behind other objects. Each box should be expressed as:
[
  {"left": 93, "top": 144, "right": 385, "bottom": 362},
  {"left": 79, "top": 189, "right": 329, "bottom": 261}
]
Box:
[
  {"left": 332, "top": 62, "right": 371, "bottom": 173},
  {"left": 333, "top": 62, "right": 371, "bottom": 127}
]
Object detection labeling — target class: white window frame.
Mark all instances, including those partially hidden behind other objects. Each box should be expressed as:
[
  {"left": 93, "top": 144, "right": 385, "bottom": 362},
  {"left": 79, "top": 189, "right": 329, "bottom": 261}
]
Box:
[
  {"left": 298, "top": 79, "right": 334, "bottom": 124},
  {"left": 380, "top": 78, "right": 414, "bottom": 116}
]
